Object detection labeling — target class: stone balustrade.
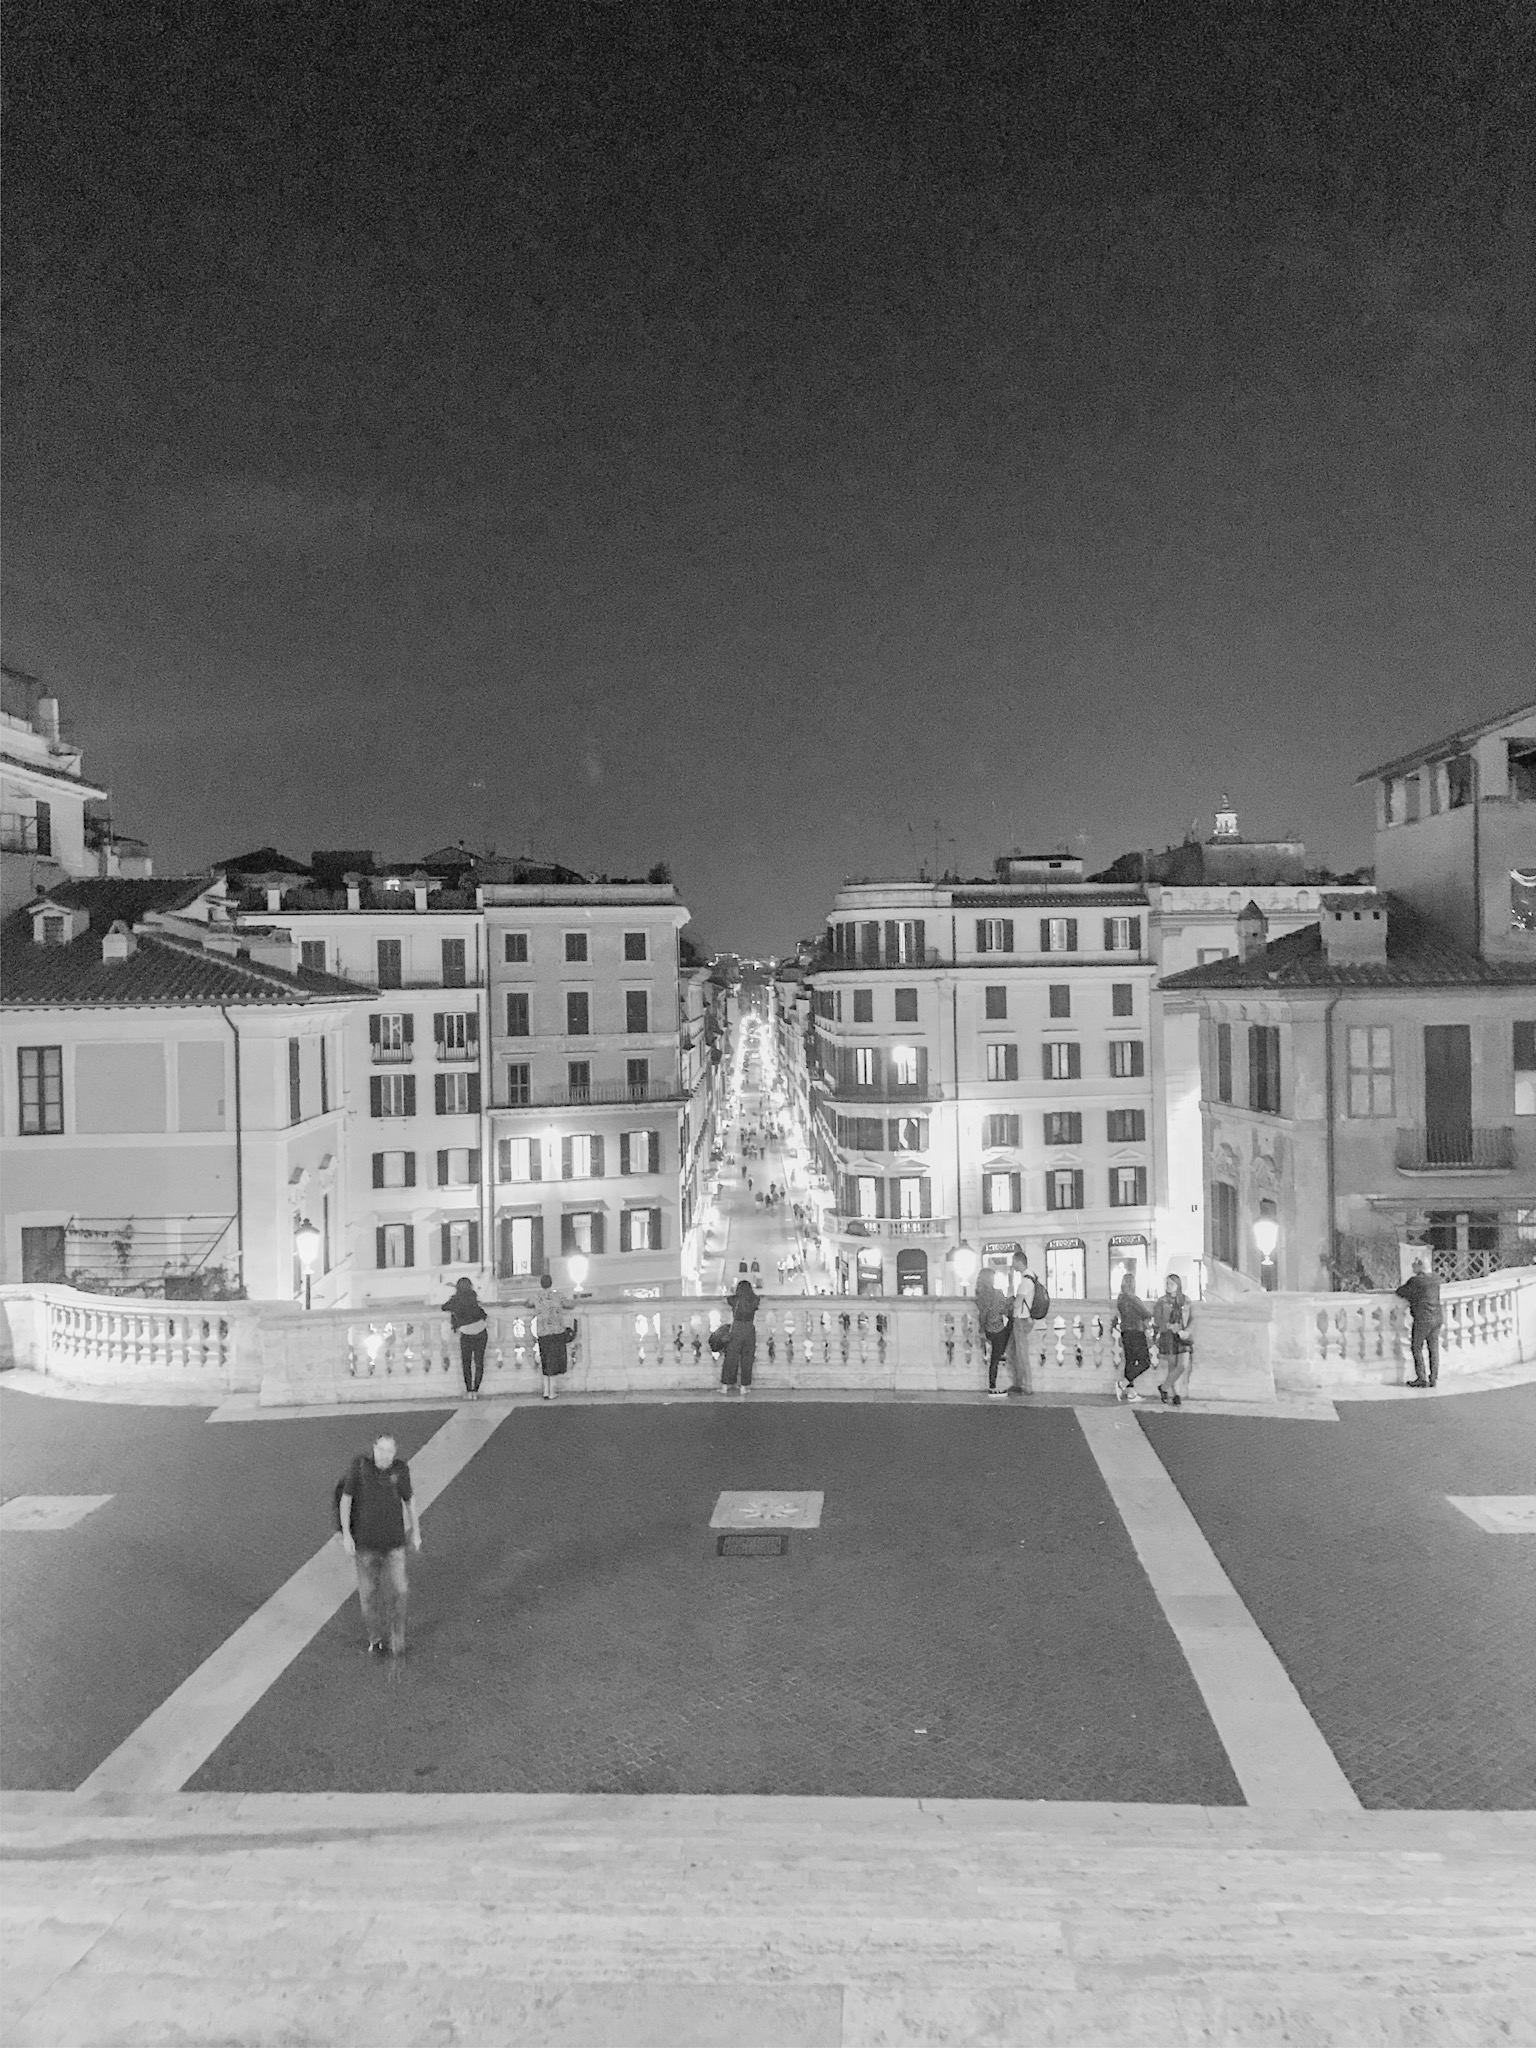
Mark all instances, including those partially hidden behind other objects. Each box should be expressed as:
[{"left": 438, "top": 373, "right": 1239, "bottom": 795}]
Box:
[{"left": 5, "top": 1271, "right": 1529, "bottom": 1404}]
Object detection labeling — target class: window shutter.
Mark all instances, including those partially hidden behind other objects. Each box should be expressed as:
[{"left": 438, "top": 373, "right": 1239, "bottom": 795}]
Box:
[
  {"left": 1073, "top": 1169, "right": 1084, "bottom": 1208},
  {"left": 871, "top": 1048, "right": 884, "bottom": 1092},
  {"left": 591, "top": 1135, "right": 605, "bottom": 1178},
  {"left": 468, "top": 1222, "right": 480, "bottom": 1263},
  {"left": 983, "top": 1176, "right": 994, "bottom": 1215},
  {"left": 437, "top": 1149, "right": 449, "bottom": 1186},
  {"left": 913, "top": 919, "right": 926, "bottom": 962},
  {"left": 468, "top": 1149, "right": 481, "bottom": 1184},
  {"left": 370, "top": 1076, "right": 383, "bottom": 1116},
  {"left": 404, "top": 1152, "right": 417, "bottom": 1187},
  {"left": 467, "top": 1074, "right": 481, "bottom": 1113},
  {"left": 872, "top": 1178, "right": 884, "bottom": 1219},
  {"left": 648, "top": 1130, "right": 660, "bottom": 1173},
  {"left": 403, "top": 1015, "right": 414, "bottom": 1045},
  {"left": 562, "top": 1136, "right": 573, "bottom": 1179},
  {"left": 1131, "top": 1042, "right": 1144, "bottom": 1077},
  {"left": 975, "top": 919, "right": 988, "bottom": 952},
  {"left": 1066, "top": 919, "right": 1078, "bottom": 950},
  {"left": 435, "top": 1074, "right": 447, "bottom": 1115},
  {"left": 434, "top": 1014, "right": 445, "bottom": 1045},
  {"left": 529, "top": 1140, "right": 541, "bottom": 1182},
  {"left": 467, "top": 1011, "right": 479, "bottom": 1047},
  {"left": 560, "top": 1213, "right": 575, "bottom": 1254},
  {"left": 917, "top": 1046, "right": 929, "bottom": 1093},
  {"left": 441, "top": 1223, "right": 452, "bottom": 1264},
  {"left": 403, "top": 1225, "right": 415, "bottom": 1267},
  {"left": 530, "top": 1217, "right": 544, "bottom": 1273},
  {"left": 591, "top": 1212, "right": 605, "bottom": 1255},
  {"left": 920, "top": 1177, "right": 932, "bottom": 1218},
  {"left": 376, "top": 1227, "right": 387, "bottom": 1267},
  {"left": 1046, "top": 1174, "right": 1057, "bottom": 1212},
  {"left": 1136, "top": 1166, "right": 1147, "bottom": 1205},
  {"left": 372, "top": 1153, "right": 384, "bottom": 1188},
  {"left": 369, "top": 1014, "right": 381, "bottom": 1045},
  {"left": 1006, "top": 1045, "right": 1018, "bottom": 1081},
  {"left": 1129, "top": 917, "right": 1141, "bottom": 950},
  {"left": 620, "top": 1132, "right": 631, "bottom": 1175},
  {"left": 403, "top": 1075, "right": 416, "bottom": 1115},
  {"left": 649, "top": 1208, "right": 662, "bottom": 1249},
  {"left": 498, "top": 1139, "right": 511, "bottom": 1182},
  {"left": 884, "top": 920, "right": 898, "bottom": 964},
  {"left": 1040, "top": 918, "right": 1052, "bottom": 951},
  {"left": 1041, "top": 1045, "right": 1053, "bottom": 1081},
  {"left": 620, "top": 1210, "right": 632, "bottom": 1252},
  {"left": 1068, "top": 1043, "right": 1081, "bottom": 1079},
  {"left": 1109, "top": 1171, "right": 1120, "bottom": 1209}
]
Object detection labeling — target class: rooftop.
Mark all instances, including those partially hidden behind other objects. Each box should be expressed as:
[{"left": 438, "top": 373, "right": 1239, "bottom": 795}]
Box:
[
  {"left": 1355, "top": 697, "right": 1536, "bottom": 784},
  {"left": 1160, "top": 895, "right": 1536, "bottom": 993},
  {"left": 1, "top": 880, "right": 373, "bottom": 1009}
]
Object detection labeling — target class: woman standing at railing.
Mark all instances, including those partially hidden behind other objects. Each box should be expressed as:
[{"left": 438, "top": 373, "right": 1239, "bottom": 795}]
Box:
[
  {"left": 443, "top": 1276, "right": 490, "bottom": 1399},
  {"left": 1153, "top": 1274, "right": 1194, "bottom": 1406},
  {"left": 719, "top": 1270, "right": 760, "bottom": 1396}
]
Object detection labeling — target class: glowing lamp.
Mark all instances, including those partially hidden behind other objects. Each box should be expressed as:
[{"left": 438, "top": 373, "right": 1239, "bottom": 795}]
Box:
[
  {"left": 952, "top": 1240, "right": 980, "bottom": 1288},
  {"left": 568, "top": 1252, "right": 590, "bottom": 1292},
  {"left": 1252, "top": 1215, "right": 1280, "bottom": 1262}
]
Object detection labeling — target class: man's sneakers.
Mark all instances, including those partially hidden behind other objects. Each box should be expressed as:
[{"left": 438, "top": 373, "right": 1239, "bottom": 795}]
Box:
[
  {"left": 1113, "top": 1378, "right": 1128, "bottom": 1402},
  {"left": 988, "top": 1386, "right": 1007, "bottom": 1399},
  {"left": 1407, "top": 1378, "right": 1429, "bottom": 1389}
]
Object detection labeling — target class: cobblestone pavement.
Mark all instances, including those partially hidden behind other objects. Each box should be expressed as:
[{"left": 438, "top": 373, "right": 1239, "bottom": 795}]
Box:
[
  {"left": 191, "top": 1403, "right": 1239, "bottom": 1801},
  {"left": 0, "top": 1391, "right": 449, "bottom": 1791},
  {"left": 1146, "top": 1383, "right": 1536, "bottom": 1810}
]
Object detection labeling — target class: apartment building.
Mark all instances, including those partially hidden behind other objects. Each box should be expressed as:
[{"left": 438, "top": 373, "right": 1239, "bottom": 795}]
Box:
[
  {"left": 1, "top": 665, "right": 153, "bottom": 916},
  {"left": 1, "top": 879, "right": 367, "bottom": 1301},
  {"left": 808, "top": 856, "right": 1156, "bottom": 1299},
  {"left": 481, "top": 877, "right": 705, "bottom": 1297},
  {"left": 1164, "top": 706, "right": 1536, "bottom": 1289}
]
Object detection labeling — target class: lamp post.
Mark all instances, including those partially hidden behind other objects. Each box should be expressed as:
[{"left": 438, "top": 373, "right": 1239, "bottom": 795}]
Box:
[
  {"left": 294, "top": 1217, "right": 321, "bottom": 1310},
  {"left": 1253, "top": 1209, "right": 1279, "bottom": 1292},
  {"left": 951, "top": 1238, "right": 979, "bottom": 1296},
  {"left": 568, "top": 1251, "right": 590, "bottom": 1295}
]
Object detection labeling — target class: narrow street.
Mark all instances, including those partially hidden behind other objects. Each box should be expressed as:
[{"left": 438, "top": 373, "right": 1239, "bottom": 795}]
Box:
[{"left": 698, "top": 1025, "right": 829, "bottom": 1300}]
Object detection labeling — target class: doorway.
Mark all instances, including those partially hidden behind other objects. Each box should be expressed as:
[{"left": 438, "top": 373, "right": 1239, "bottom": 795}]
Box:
[
  {"left": 21, "top": 1225, "right": 67, "bottom": 1283},
  {"left": 1045, "top": 1240, "right": 1086, "bottom": 1300}
]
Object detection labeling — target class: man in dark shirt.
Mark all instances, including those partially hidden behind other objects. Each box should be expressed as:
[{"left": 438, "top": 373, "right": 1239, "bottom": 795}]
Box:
[
  {"left": 1395, "top": 1260, "right": 1444, "bottom": 1388},
  {"left": 340, "top": 1434, "right": 420, "bottom": 1656}
]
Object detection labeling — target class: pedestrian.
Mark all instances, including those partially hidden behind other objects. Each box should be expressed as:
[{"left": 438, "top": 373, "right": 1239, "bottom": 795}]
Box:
[
  {"left": 525, "top": 1271, "right": 577, "bottom": 1400},
  {"left": 1153, "top": 1274, "right": 1194, "bottom": 1404},
  {"left": 1111, "top": 1272, "right": 1156, "bottom": 1401},
  {"left": 976, "top": 1267, "right": 1014, "bottom": 1399},
  {"left": 1395, "top": 1258, "right": 1443, "bottom": 1387},
  {"left": 720, "top": 1275, "right": 761, "bottom": 1395},
  {"left": 1002, "top": 1254, "right": 1039, "bottom": 1395},
  {"left": 443, "top": 1275, "right": 490, "bottom": 1398},
  {"left": 339, "top": 1433, "right": 421, "bottom": 1658}
]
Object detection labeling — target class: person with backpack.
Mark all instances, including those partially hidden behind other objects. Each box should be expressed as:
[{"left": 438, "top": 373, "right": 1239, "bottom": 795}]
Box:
[
  {"left": 1003, "top": 1254, "right": 1049, "bottom": 1395},
  {"left": 443, "top": 1275, "right": 490, "bottom": 1398},
  {"left": 1153, "top": 1273, "right": 1194, "bottom": 1405},
  {"left": 336, "top": 1434, "right": 420, "bottom": 1658},
  {"left": 720, "top": 1275, "right": 760, "bottom": 1395}
]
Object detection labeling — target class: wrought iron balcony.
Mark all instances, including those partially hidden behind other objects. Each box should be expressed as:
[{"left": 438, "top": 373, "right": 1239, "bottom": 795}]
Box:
[
  {"left": 495, "top": 1077, "right": 686, "bottom": 1111},
  {"left": 1394, "top": 1125, "right": 1515, "bottom": 1172},
  {"left": 834, "top": 1213, "right": 951, "bottom": 1239}
]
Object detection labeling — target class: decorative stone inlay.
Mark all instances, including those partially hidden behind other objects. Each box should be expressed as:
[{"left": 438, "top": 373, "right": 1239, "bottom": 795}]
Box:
[
  {"left": 0, "top": 1494, "right": 115, "bottom": 1531},
  {"left": 1446, "top": 1495, "right": 1536, "bottom": 1534},
  {"left": 710, "top": 1490, "right": 824, "bottom": 1531}
]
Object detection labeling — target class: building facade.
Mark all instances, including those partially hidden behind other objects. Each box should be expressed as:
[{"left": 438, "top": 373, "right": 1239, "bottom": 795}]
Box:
[
  {"left": 1, "top": 880, "right": 368, "bottom": 1302},
  {"left": 807, "top": 857, "right": 1157, "bottom": 1299},
  {"left": 1, "top": 666, "right": 153, "bottom": 916}
]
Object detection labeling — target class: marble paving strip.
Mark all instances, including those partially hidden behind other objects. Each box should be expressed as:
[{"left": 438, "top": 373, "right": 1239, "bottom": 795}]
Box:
[
  {"left": 1076, "top": 1407, "right": 1361, "bottom": 1811},
  {"left": 69, "top": 1404, "right": 510, "bottom": 1808}
]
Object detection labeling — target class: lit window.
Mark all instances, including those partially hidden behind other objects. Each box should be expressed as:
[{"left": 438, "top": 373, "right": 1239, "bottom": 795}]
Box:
[
  {"left": 1516, "top": 1024, "right": 1536, "bottom": 1115},
  {"left": 1109, "top": 1040, "right": 1145, "bottom": 1078},
  {"left": 499, "top": 1136, "right": 540, "bottom": 1182},
  {"left": 855, "top": 1047, "right": 875, "bottom": 1087},
  {"left": 891, "top": 1045, "right": 919, "bottom": 1086},
  {"left": 855, "top": 1175, "right": 880, "bottom": 1218},
  {"left": 986, "top": 1043, "right": 1019, "bottom": 1082}
]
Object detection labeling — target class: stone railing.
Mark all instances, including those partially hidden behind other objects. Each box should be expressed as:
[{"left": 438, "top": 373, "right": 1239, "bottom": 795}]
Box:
[
  {"left": 1270, "top": 1271, "right": 1534, "bottom": 1390},
  {"left": 1, "top": 1282, "right": 1277, "bottom": 1406}
]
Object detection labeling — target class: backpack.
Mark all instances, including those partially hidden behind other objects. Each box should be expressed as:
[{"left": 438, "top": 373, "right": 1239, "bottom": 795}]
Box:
[
  {"left": 1028, "top": 1279, "right": 1050, "bottom": 1322},
  {"left": 332, "top": 1455, "right": 366, "bottom": 1536}
]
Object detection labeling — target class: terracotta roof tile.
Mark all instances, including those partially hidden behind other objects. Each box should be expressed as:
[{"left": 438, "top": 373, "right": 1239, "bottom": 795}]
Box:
[{"left": 1160, "top": 897, "right": 1536, "bottom": 992}]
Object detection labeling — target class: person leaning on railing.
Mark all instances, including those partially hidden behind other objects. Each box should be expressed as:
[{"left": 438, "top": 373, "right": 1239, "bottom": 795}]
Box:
[{"left": 1152, "top": 1274, "right": 1193, "bottom": 1406}]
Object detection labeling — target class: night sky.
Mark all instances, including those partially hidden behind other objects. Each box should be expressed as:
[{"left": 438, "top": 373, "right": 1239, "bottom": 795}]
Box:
[{"left": 4, "top": 0, "right": 1532, "bottom": 952}]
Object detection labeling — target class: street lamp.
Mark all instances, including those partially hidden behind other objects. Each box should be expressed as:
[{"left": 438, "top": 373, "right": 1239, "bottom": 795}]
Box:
[
  {"left": 952, "top": 1238, "right": 979, "bottom": 1293},
  {"left": 1253, "top": 1207, "right": 1279, "bottom": 1291},
  {"left": 294, "top": 1216, "right": 321, "bottom": 1310},
  {"left": 568, "top": 1251, "right": 590, "bottom": 1294}
]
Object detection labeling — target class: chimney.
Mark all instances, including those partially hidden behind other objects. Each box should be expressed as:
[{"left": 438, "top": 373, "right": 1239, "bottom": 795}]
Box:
[
  {"left": 413, "top": 885, "right": 429, "bottom": 912},
  {"left": 265, "top": 887, "right": 283, "bottom": 913},
  {"left": 101, "top": 920, "right": 138, "bottom": 962},
  {"left": 1236, "top": 900, "right": 1269, "bottom": 962},
  {"left": 346, "top": 879, "right": 362, "bottom": 911},
  {"left": 1321, "top": 891, "right": 1388, "bottom": 965},
  {"left": 36, "top": 696, "right": 61, "bottom": 744}
]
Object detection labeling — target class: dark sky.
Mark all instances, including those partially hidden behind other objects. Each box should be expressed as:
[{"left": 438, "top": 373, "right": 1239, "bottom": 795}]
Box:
[{"left": 4, "top": 0, "right": 1532, "bottom": 953}]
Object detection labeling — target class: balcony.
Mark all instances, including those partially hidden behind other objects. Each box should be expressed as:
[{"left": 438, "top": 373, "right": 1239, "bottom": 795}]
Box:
[
  {"left": 835, "top": 1213, "right": 952, "bottom": 1239},
  {"left": 818, "top": 1078, "right": 944, "bottom": 1105},
  {"left": 1394, "top": 1125, "right": 1515, "bottom": 1173},
  {"left": 370, "top": 1045, "right": 412, "bottom": 1065},
  {"left": 497, "top": 1077, "right": 687, "bottom": 1111},
  {"left": 435, "top": 1042, "right": 477, "bottom": 1064}
]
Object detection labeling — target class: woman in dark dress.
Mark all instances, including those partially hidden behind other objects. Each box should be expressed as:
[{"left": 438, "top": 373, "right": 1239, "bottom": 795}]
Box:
[{"left": 720, "top": 1277, "right": 760, "bottom": 1397}]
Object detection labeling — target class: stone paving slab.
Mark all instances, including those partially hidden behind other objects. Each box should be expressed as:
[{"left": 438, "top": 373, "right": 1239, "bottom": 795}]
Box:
[
  {"left": 4, "top": 1797, "right": 1534, "bottom": 2047},
  {"left": 1147, "top": 1385, "right": 1536, "bottom": 1810}
]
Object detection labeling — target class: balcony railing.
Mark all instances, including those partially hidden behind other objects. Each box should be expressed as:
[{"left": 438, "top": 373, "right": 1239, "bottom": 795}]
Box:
[
  {"left": 817, "top": 1079, "right": 944, "bottom": 1105},
  {"left": 1394, "top": 1125, "right": 1515, "bottom": 1172},
  {"left": 834, "top": 1213, "right": 952, "bottom": 1239},
  {"left": 497, "top": 1077, "right": 686, "bottom": 1111},
  {"left": 435, "top": 1043, "right": 477, "bottom": 1063},
  {"left": 370, "top": 1045, "right": 412, "bottom": 1065}
]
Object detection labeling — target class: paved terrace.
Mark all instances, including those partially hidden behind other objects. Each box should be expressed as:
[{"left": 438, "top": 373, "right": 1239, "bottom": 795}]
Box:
[{"left": 2, "top": 1354, "right": 1534, "bottom": 2045}]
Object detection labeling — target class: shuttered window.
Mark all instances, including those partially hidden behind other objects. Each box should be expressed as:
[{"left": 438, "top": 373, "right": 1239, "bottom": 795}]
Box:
[
  {"left": 619, "top": 1207, "right": 663, "bottom": 1252},
  {"left": 440, "top": 1220, "right": 480, "bottom": 1263},
  {"left": 1107, "top": 1109, "right": 1146, "bottom": 1142},
  {"left": 1043, "top": 1111, "right": 1081, "bottom": 1145},
  {"left": 376, "top": 1223, "right": 415, "bottom": 1268},
  {"left": 500, "top": 1213, "right": 544, "bottom": 1278},
  {"left": 506, "top": 992, "right": 530, "bottom": 1035},
  {"left": 985, "top": 1043, "right": 1019, "bottom": 1082},
  {"left": 1041, "top": 918, "right": 1078, "bottom": 953},
  {"left": 619, "top": 1130, "right": 662, "bottom": 1174},
  {"left": 985, "top": 1114, "right": 1021, "bottom": 1147},
  {"left": 1043, "top": 1042, "right": 1080, "bottom": 1080},
  {"left": 498, "top": 1135, "right": 542, "bottom": 1182},
  {"left": 1109, "top": 1040, "right": 1145, "bottom": 1078},
  {"left": 370, "top": 1073, "right": 416, "bottom": 1117},
  {"left": 372, "top": 1150, "right": 416, "bottom": 1187},
  {"left": 1248, "top": 1025, "right": 1281, "bottom": 1113},
  {"left": 1216, "top": 1022, "right": 1232, "bottom": 1103},
  {"left": 982, "top": 1171, "right": 1022, "bottom": 1214},
  {"left": 1109, "top": 1165, "right": 1147, "bottom": 1207},
  {"left": 1046, "top": 1169, "right": 1085, "bottom": 1211}
]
